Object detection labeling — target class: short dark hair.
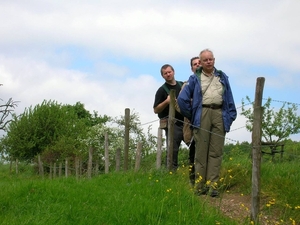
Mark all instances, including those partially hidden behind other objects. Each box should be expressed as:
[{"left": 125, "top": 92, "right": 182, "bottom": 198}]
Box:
[
  {"left": 190, "top": 57, "right": 199, "bottom": 67},
  {"left": 160, "top": 64, "right": 174, "bottom": 76}
]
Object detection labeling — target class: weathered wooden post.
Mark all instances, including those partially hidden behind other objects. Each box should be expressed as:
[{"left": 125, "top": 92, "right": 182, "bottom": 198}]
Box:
[
  {"left": 105, "top": 132, "right": 109, "bottom": 174},
  {"left": 167, "top": 89, "right": 176, "bottom": 171},
  {"left": 135, "top": 142, "right": 142, "bottom": 172},
  {"left": 95, "top": 159, "right": 99, "bottom": 175},
  {"left": 53, "top": 162, "right": 57, "bottom": 178},
  {"left": 15, "top": 158, "right": 18, "bottom": 174},
  {"left": 49, "top": 162, "right": 52, "bottom": 179},
  {"left": 116, "top": 147, "right": 121, "bottom": 171},
  {"left": 65, "top": 158, "right": 68, "bottom": 178},
  {"left": 251, "top": 77, "right": 265, "bottom": 224},
  {"left": 87, "top": 147, "right": 93, "bottom": 179},
  {"left": 38, "top": 154, "right": 44, "bottom": 177},
  {"left": 59, "top": 162, "right": 62, "bottom": 177},
  {"left": 156, "top": 127, "right": 163, "bottom": 169},
  {"left": 75, "top": 157, "right": 79, "bottom": 180},
  {"left": 124, "top": 108, "right": 130, "bottom": 171}
]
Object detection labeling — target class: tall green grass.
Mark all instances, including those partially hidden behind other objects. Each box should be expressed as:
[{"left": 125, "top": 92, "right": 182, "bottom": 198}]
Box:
[
  {"left": 1, "top": 144, "right": 299, "bottom": 225},
  {"left": 0, "top": 164, "right": 238, "bottom": 225}
]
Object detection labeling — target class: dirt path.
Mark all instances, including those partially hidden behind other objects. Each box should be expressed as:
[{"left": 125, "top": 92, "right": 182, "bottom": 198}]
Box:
[{"left": 200, "top": 193, "right": 282, "bottom": 224}]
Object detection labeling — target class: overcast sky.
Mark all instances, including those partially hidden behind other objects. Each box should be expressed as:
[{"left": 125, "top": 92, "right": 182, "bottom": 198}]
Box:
[{"left": 1, "top": 0, "right": 300, "bottom": 144}]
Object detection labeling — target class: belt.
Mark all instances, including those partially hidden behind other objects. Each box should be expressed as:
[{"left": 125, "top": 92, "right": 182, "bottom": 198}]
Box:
[{"left": 202, "top": 104, "right": 222, "bottom": 109}]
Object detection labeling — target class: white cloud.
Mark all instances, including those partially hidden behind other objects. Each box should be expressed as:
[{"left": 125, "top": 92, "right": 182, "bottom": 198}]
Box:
[
  {"left": 1, "top": 1, "right": 299, "bottom": 66},
  {"left": 0, "top": 55, "right": 159, "bottom": 131}
]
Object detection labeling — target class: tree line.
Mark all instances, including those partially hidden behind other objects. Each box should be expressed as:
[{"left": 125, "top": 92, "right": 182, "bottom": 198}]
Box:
[{"left": 0, "top": 100, "right": 156, "bottom": 173}]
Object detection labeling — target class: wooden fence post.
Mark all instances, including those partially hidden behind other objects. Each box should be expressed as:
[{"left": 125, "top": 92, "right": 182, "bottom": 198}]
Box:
[
  {"left": 59, "top": 162, "right": 62, "bottom": 177},
  {"left": 79, "top": 158, "right": 82, "bottom": 177},
  {"left": 135, "top": 142, "right": 142, "bottom": 172},
  {"left": 124, "top": 108, "right": 130, "bottom": 171},
  {"left": 87, "top": 146, "right": 93, "bottom": 179},
  {"left": 15, "top": 158, "right": 18, "bottom": 174},
  {"left": 65, "top": 158, "right": 68, "bottom": 178},
  {"left": 38, "top": 154, "right": 44, "bottom": 177},
  {"left": 251, "top": 77, "right": 265, "bottom": 223},
  {"left": 49, "top": 162, "right": 52, "bottom": 179},
  {"left": 10, "top": 158, "right": 12, "bottom": 173},
  {"left": 53, "top": 162, "right": 57, "bottom": 178},
  {"left": 95, "top": 159, "right": 99, "bottom": 175},
  {"left": 116, "top": 147, "right": 121, "bottom": 171},
  {"left": 167, "top": 89, "right": 176, "bottom": 171},
  {"left": 75, "top": 157, "right": 79, "bottom": 180},
  {"left": 105, "top": 132, "right": 109, "bottom": 174},
  {"left": 156, "top": 127, "right": 163, "bottom": 169}
]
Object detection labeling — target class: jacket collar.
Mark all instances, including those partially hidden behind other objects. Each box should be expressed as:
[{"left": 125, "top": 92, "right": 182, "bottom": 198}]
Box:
[{"left": 195, "top": 66, "right": 220, "bottom": 76}]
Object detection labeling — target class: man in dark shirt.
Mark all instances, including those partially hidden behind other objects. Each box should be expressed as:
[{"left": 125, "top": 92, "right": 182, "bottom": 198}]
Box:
[{"left": 153, "top": 64, "right": 184, "bottom": 170}]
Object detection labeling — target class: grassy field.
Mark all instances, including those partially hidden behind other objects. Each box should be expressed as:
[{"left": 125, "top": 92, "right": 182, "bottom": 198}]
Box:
[
  {"left": 0, "top": 165, "right": 239, "bottom": 225},
  {"left": 0, "top": 145, "right": 299, "bottom": 225}
]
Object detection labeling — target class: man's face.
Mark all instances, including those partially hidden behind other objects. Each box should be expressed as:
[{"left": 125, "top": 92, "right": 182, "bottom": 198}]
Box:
[
  {"left": 162, "top": 66, "right": 174, "bottom": 82},
  {"left": 200, "top": 51, "right": 215, "bottom": 73},
  {"left": 191, "top": 58, "right": 201, "bottom": 73}
]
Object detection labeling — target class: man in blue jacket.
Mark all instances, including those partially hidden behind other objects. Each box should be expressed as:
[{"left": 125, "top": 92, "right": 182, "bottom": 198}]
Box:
[{"left": 177, "top": 49, "right": 237, "bottom": 197}]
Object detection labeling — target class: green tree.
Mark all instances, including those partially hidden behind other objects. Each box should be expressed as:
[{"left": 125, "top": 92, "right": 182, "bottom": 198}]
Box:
[
  {"left": 241, "top": 97, "right": 300, "bottom": 143},
  {"left": 68, "top": 102, "right": 110, "bottom": 126},
  {"left": 3, "top": 100, "right": 88, "bottom": 162}
]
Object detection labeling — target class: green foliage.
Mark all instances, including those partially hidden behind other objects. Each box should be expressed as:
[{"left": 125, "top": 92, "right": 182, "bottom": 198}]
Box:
[
  {"left": 221, "top": 143, "right": 252, "bottom": 193},
  {"left": 241, "top": 97, "right": 300, "bottom": 143},
  {"left": 1, "top": 100, "right": 110, "bottom": 163},
  {"left": 0, "top": 100, "right": 156, "bottom": 174},
  {"left": 69, "top": 102, "right": 110, "bottom": 126}
]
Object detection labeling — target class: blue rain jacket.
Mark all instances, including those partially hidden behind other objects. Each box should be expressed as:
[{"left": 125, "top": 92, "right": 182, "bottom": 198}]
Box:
[{"left": 177, "top": 67, "right": 237, "bottom": 132}]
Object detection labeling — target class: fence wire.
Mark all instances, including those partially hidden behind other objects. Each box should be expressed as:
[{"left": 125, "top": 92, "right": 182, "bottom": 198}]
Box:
[{"left": 140, "top": 97, "right": 300, "bottom": 151}]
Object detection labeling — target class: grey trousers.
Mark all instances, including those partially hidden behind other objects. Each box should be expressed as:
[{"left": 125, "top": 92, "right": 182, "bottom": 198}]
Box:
[{"left": 193, "top": 108, "right": 225, "bottom": 190}]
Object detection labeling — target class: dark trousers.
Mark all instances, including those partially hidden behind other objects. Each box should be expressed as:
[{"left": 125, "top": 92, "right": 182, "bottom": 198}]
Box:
[
  {"left": 189, "top": 140, "right": 195, "bottom": 184},
  {"left": 164, "top": 123, "right": 183, "bottom": 170}
]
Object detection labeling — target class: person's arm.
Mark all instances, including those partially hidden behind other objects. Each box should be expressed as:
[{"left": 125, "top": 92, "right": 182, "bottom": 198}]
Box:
[
  {"left": 222, "top": 72, "right": 237, "bottom": 130},
  {"left": 177, "top": 77, "right": 194, "bottom": 120},
  {"left": 154, "top": 95, "right": 170, "bottom": 114},
  {"left": 226, "top": 81, "right": 237, "bottom": 123}
]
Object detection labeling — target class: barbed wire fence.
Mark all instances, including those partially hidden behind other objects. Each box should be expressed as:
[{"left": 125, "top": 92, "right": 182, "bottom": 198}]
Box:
[
  {"left": 7, "top": 97, "right": 300, "bottom": 178},
  {"left": 140, "top": 97, "right": 300, "bottom": 159}
]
